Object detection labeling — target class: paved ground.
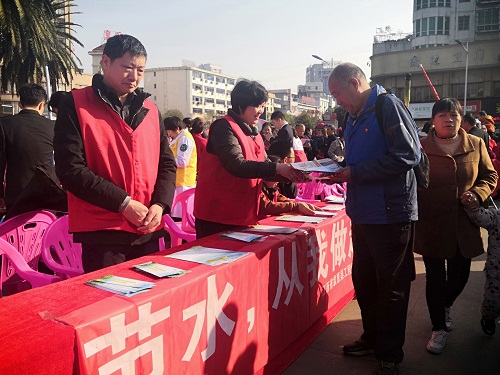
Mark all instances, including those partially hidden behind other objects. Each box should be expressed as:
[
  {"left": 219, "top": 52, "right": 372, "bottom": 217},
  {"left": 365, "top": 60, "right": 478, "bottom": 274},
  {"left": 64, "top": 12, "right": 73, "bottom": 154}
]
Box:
[{"left": 283, "top": 234, "right": 500, "bottom": 375}]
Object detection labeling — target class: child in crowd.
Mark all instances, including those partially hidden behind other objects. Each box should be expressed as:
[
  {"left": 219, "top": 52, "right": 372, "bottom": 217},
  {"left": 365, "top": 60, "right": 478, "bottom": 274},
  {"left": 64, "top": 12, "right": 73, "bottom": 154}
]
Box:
[
  {"left": 258, "top": 155, "right": 320, "bottom": 219},
  {"left": 461, "top": 191, "right": 500, "bottom": 336}
]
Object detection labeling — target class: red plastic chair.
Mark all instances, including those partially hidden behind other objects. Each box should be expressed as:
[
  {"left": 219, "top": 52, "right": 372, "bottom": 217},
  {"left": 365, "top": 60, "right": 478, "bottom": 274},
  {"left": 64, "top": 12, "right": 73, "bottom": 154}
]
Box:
[
  {"left": 41, "top": 215, "right": 83, "bottom": 280},
  {"left": 0, "top": 238, "right": 60, "bottom": 296}
]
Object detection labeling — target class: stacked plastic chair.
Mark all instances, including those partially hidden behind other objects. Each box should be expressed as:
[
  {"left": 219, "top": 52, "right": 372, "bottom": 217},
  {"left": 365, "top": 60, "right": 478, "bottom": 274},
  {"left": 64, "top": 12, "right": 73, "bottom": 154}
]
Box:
[{"left": 162, "top": 188, "right": 197, "bottom": 249}]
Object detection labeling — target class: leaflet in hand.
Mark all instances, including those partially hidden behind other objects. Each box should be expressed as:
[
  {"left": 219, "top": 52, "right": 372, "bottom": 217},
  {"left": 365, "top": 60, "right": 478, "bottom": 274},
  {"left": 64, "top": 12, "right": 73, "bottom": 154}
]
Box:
[
  {"left": 134, "top": 261, "right": 188, "bottom": 278},
  {"left": 85, "top": 275, "right": 155, "bottom": 296},
  {"left": 219, "top": 231, "right": 266, "bottom": 242},
  {"left": 291, "top": 158, "right": 342, "bottom": 173},
  {"left": 166, "top": 246, "right": 249, "bottom": 266},
  {"left": 243, "top": 224, "right": 299, "bottom": 234},
  {"left": 275, "top": 215, "right": 325, "bottom": 224}
]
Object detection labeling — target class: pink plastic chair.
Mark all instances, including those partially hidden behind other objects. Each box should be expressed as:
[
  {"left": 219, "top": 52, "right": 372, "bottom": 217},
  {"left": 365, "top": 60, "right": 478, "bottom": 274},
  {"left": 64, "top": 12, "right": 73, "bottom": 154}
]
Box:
[
  {"left": 296, "top": 180, "right": 324, "bottom": 200},
  {"left": 0, "top": 210, "right": 57, "bottom": 290},
  {"left": 0, "top": 238, "right": 60, "bottom": 296},
  {"left": 171, "top": 188, "right": 196, "bottom": 234},
  {"left": 41, "top": 215, "right": 83, "bottom": 279},
  {"left": 162, "top": 214, "right": 197, "bottom": 249}
]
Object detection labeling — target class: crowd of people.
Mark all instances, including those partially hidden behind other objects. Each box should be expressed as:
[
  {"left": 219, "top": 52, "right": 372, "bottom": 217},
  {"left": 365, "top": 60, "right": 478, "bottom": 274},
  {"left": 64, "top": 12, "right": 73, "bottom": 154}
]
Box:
[{"left": 1, "top": 34, "right": 499, "bottom": 375}]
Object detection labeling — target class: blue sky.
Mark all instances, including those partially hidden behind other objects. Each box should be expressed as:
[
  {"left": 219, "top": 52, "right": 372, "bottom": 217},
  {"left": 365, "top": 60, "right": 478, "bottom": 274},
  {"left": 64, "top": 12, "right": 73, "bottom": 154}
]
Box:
[{"left": 72, "top": 0, "right": 413, "bottom": 90}]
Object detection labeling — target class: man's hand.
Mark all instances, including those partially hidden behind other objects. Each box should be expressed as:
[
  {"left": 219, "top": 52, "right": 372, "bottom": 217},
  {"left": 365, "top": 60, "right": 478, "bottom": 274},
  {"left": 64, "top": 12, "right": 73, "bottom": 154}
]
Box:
[
  {"left": 322, "top": 167, "right": 351, "bottom": 184},
  {"left": 276, "top": 163, "right": 310, "bottom": 183},
  {"left": 137, "top": 204, "right": 164, "bottom": 234},
  {"left": 122, "top": 199, "right": 149, "bottom": 227}
]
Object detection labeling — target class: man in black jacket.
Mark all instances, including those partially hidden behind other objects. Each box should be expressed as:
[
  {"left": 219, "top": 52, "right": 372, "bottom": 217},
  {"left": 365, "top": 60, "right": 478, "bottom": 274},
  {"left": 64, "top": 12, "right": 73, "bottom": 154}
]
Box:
[
  {"left": 54, "top": 34, "right": 177, "bottom": 272},
  {"left": 271, "top": 110, "right": 293, "bottom": 147},
  {"left": 0, "top": 84, "right": 55, "bottom": 214}
]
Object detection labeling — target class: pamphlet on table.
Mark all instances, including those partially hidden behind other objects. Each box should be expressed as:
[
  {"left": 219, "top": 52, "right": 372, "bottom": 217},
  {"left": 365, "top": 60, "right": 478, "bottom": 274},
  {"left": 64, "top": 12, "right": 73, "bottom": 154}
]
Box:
[
  {"left": 312, "top": 210, "right": 337, "bottom": 217},
  {"left": 219, "top": 231, "right": 266, "bottom": 242},
  {"left": 166, "top": 246, "right": 249, "bottom": 266},
  {"left": 275, "top": 215, "right": 325, "bottom": 224},
  {"left": 324, "top": 195, "right": 345, "bottom": 204},
  {"left": 134, "top": 261, "right": 188, "bottom": 278},
  {"left": 243, "top": 224, "right": 300, "bottom": 234},
  {"left": 322, "top": 204, "right": 345, "bottom": 211},
  {"left": 85, "top": 275, "right": 155, "bottom": 296}
]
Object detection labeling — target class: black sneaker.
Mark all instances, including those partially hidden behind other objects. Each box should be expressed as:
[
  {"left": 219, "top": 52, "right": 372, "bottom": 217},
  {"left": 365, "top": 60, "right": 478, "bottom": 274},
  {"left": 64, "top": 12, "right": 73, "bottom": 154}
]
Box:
[
  {"left": 375, "top": 361, "right": 399, "bottom": 375},
  {"left": 481, "top": 317, "right": 496, "bottom": 336},
  {"left": 343, "top": 338, "right": 374, "bottom": 356}
]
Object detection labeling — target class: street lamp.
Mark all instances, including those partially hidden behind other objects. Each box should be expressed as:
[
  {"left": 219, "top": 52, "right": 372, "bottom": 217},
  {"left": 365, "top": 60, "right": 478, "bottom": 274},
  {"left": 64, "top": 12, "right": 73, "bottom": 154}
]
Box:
[
  {"left": 311, "top": 55, "right": 333, "bottom": 122},
  {"left": 455, "top": 40, "right": 469, "bottom": 114}
]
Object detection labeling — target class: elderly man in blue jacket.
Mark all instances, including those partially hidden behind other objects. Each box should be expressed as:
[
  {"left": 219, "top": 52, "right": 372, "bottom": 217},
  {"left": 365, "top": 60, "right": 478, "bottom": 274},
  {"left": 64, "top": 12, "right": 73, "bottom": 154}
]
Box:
[{"left": 326, "top": 63, "right": 420, "bottom": 375}]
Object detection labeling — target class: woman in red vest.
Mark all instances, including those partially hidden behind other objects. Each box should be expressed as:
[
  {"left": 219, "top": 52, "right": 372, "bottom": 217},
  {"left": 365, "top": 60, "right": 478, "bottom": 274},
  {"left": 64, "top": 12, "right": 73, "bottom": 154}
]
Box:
[{"left": 194, "top": 79, "right": 309, "bottom": 238}]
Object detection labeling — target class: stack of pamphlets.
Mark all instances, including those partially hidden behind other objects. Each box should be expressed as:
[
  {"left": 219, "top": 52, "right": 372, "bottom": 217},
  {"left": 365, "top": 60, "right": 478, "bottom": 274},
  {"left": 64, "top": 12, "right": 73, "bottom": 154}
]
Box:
[
  {"left": 275, "top": 215, "right": 325, "bottom": 224},
  {"left": 322, "top": 204, "right": 345, "bottom": 211},
  {"left": 242, "top": 224, "right": 299, "bottom": 234},
  {"left": 166, "top": 246, "right": 249, "bottom": 266},
  {"left": 324, "top": 195, "right": 345, "bottom": 204},
  {"left": 312, "top": 210, "right": 337, "bottom": 217},
  {"left": 85, "top": 275, "right": 155, "bottom": 296},
  {"left": 134, "top": 261, "right": 188, "bottom": 278},
  {"left": 219, "top": 231, "right": 266, "bottom": 242}
]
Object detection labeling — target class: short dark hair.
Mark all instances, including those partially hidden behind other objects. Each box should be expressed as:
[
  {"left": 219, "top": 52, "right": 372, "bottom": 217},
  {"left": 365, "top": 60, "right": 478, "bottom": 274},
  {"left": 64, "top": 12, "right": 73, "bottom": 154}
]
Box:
[
  {"left": 268, "top": 140, "right": 293, "bottom": 160},
  {"left": 231, "top": 79, "right": 268, "bottom": 114},
  {"left": 422, "top": 121, "right": 433, "bottom": 133},
  {"left": 103, "top": 34, "right": 147, "bottom": 61},
  {"left": 163, "top": 116, "right": 183, "bottom": 131},
  {"left": 19, "top": 84, "right": 47, "bottom": 107},
  {"left": 48, "top": 91, "right": 67, "bottom": 112},
  {"left": 191, "top": 117, "right": 205, "bottom": 134},
  {"left": 183, "top": 117, "right": 192, "bottom": 127},
  {"left": 431, "top": 98, "right": 462, "bottom": 119},
  {"left": 270, "top": 110, "right": 285, "bottom": 121},
  {"left": 463, "top": 113, "right": 476, "bottom": 126},
  {"left": 479, "top": 110, "right": 487, "bottom": 117}
]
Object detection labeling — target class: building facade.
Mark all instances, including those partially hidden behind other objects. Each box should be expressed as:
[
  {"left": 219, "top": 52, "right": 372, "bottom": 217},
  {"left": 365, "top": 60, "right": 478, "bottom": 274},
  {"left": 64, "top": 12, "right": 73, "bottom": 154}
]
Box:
[
  {"left": 370, "top": 0, "right": 500, "bottom": 120},
  {"left": 143, "top": 64, "right": 236, "bottom": 120}
]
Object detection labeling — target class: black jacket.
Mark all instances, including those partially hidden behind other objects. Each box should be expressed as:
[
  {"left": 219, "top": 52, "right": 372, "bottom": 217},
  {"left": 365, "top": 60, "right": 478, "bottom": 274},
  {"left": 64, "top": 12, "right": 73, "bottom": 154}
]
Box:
[
  {"left": 0, "top": 109, "right": 55, "bottom": 210},
  {"left": 276, "top": 123, "right": 293, "bottom": 147},
  {"left": 54, "top": 74, "right": 177, "bottom": 245}
]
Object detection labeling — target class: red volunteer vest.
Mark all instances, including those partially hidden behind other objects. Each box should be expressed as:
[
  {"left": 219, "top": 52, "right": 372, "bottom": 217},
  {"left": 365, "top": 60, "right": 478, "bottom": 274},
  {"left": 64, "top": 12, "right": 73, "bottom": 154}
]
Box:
[
  {"left": 194, "top": 116, "right": 266, "bottom": 226},
  {"left": 68, "top": 87, "right": 161, "bottom": 233}
]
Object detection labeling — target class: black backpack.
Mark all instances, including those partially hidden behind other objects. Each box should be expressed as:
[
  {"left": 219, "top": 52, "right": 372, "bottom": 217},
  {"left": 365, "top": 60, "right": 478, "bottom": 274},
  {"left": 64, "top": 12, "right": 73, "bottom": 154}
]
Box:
[{"left": 342, "top": 93, "right": 430, "bottom": 189}]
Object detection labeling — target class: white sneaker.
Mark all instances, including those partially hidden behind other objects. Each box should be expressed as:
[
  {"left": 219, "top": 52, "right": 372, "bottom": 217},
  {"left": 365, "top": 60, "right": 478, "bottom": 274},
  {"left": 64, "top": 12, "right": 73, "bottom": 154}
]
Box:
[
  {"left": 427, "top": 330, "right": 448, "bottom": 354},
  {"left": 445, "top": 307, "right": 453, "bottom": 331}
]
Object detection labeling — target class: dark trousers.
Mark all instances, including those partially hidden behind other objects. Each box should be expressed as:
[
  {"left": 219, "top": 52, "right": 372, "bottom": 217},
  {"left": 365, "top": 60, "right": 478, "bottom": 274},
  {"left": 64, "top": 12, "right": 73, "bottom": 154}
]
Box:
[
  {"left": 82, "top": 240, "right": 160, "bottom": 273},
  {"left": 352, "top": 222, "right": 416, "bottom": 364},
  {"left": 195, "top": 218, "right": 242, "bottom": 239},
  {"left": 423, "top": 251, "right": 471, "bottom": 331}
]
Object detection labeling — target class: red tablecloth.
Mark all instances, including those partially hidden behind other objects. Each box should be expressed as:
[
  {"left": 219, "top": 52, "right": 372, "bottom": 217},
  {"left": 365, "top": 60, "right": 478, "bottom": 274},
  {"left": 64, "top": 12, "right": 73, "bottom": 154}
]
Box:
[{"left": 0, "top": 211, "right": 353, "bottom": 375}]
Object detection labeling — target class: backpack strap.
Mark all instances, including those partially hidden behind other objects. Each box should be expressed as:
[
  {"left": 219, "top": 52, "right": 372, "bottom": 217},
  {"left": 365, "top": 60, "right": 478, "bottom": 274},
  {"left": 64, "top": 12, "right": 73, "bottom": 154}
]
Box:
[{"left": 375, "top": 92, "right": 388, "bottom": 131}]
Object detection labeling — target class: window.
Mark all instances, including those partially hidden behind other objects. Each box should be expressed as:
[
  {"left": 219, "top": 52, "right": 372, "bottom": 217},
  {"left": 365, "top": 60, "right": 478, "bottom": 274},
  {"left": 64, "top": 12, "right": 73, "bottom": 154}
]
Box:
[
  {"left": 421, "top": 18, "right": 428, "bottom": 36},
  {"left": 153, "top": 72, "right": 156, "bottom": 77},
  {"left": 216, "top": 88, "right": 225, "bottom": 94},
  {"left": 429, "top": 17, "right": 436, "bottom": 35},
  {"left": 458, "top": 16, "right": 469, "bottom": 31},
  {"left": 415, "top": 19, "right": 421, "bottom": 37},
  {"left": 216, "top": 99, "right": 225, "bottom": 105},
  {"left": 458, "top": 0, "right": 470, "bottom": 2},
  {"left": 477, "top": 9, "right": 500, "bottom": 32},
  {"left": 437, "top": 17, "right": 444, "bottom": 34},
  {"left": 494, "top": 81, "right": 500, "bottom": 97},
  {"left": 154, "top": 84, "right": 156, "bottom": 89}
]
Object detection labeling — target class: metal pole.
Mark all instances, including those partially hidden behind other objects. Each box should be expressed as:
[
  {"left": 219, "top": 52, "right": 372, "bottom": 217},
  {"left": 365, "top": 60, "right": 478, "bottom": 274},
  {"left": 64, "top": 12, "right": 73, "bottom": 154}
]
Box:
[{"left": 464, "top": 42, "right": 469, "bottom": 114}]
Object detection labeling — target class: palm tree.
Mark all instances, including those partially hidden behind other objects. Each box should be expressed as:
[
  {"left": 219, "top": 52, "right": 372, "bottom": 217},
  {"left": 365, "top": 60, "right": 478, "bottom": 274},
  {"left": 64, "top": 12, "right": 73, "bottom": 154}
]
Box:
[{"left": 0, "top": 0, "right": 83, "bottom": 93}]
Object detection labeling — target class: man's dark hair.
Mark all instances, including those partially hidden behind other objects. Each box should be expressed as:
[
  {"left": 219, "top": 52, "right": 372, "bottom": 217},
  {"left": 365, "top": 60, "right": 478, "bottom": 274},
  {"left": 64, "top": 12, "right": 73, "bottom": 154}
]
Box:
[
  {"left": 19, "top": 84, "right": 47, "bottom": 107},
  {"left": 479, "top": 110, "right": 487, "bottom": 117},
  {"left": 103, "top": 34, "right": 147, "bottom": 61},
  {"left": 48, "top": 91, "right": 67, "bottom": 112},
  {"left": 183, "top": 117, "right": 192, "bottom": 127},
  {"left": 422, "top": 121, "right": 433, "bottom": 134},
  {"left": 191, "top": 117, "right": 204, "bottom": 134},
  {"left": 431, "top": 98, "right": 462, "bottom": 118},
  {"left": 231, "top": 79, "right": 268, "bottom": 114},
  {"left": 268, "top": 140, "right": 293, "bottom": 160},
  {"left": 463, "top": 113, "right": 476, "bottom": 126},
  {"left": 270, "top": 110, "right": 285, "bottom": 121},
  {"left": 163, "top": 116, "right": 184, "bottom": 131}
]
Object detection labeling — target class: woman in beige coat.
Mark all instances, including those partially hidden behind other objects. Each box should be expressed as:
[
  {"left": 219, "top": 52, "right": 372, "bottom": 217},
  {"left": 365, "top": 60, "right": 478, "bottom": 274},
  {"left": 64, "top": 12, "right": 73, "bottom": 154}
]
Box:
[{"left": 415, "top": 98, "right": 497, "bottom": 355}]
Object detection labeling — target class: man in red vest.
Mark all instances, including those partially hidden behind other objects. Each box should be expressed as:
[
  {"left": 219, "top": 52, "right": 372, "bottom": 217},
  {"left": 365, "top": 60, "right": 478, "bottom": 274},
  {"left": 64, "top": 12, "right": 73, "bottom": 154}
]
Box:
[{"left": 54, "top": 34, "right": 177, "bottom": 272}]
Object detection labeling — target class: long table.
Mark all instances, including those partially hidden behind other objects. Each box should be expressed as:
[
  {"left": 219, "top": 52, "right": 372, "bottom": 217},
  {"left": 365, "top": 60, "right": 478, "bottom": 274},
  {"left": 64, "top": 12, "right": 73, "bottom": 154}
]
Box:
[{"left": 0, "top": 211, "right": 354, "bottom": 374}]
